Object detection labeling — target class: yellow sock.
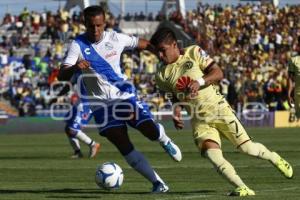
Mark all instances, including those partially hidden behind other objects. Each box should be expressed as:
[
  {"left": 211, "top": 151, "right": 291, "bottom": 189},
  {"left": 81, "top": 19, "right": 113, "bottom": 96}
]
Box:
[
  {"left": 205, "top": 148, "right": 246, "bottom": 187},
  {"left": 239, "top": 142, "right": 279, "bottom": 164}
]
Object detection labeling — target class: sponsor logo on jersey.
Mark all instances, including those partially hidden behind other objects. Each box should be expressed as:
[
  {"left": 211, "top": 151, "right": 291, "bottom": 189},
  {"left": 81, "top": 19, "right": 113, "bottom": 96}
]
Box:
[
  {"left": 84, "top": 48, "right": 91, "bottom": 55},
  {"left": 105, "top": 51, "right": 117, "bottom": 59},
  {"left": 105, "top": 42, "right": 114, "bottom": 50},
  {"left": 176, "top": 76, "right": 192, "bottom": 92}
]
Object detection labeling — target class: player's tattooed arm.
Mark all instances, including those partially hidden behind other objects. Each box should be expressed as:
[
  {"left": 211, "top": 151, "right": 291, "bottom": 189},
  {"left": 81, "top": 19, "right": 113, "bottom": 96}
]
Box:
[{"left": 58, "top": 61, "right": 90, "bottom": 81}]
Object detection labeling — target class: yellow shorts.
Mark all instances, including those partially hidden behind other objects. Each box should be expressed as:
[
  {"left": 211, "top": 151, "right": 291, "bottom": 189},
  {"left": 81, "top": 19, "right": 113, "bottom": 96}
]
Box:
[{"left": 192, "top": 102, "right": 250, "bottom": 149}]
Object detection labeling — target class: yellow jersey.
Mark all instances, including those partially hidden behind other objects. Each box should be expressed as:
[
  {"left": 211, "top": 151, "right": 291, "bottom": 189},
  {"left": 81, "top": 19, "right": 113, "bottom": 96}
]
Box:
[
  {"left": 288, "top": 55, "right": 300, "bottom": 94},
  {"left": 155, "top": 45, "right": 225, "bottom": 117}
]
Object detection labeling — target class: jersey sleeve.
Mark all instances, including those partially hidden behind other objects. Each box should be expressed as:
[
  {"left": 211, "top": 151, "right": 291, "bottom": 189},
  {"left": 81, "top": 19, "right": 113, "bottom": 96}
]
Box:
[
  {"left": 63, "top": 40, "right": 82, "bottom": 67},
  {"left": 193, "top": 45, "right": 214, "bottom": 71},
  {"left": 116, "top": 32, "right": 139, "bottom": 49}
]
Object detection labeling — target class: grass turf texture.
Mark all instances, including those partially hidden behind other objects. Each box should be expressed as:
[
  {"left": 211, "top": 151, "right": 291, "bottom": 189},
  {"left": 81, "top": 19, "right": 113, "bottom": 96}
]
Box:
[{"left": 0, "top": 127, "right": 299, "bottom": 200}]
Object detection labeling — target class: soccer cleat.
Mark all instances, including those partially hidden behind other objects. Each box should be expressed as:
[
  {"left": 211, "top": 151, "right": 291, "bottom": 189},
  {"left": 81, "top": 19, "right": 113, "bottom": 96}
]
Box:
[
  {"left": 272, "top": 152, "right": 293, "bottom": 178},
  {"left": 89, "top": 143, "right": 101, "bottom": 158},
  {"left": 228, "top": 186, "right": 255, "bottom": 196},
  {"left": 71, "top": 151, "right": 83, "bottom": 159},
  {"left": 161, "top": 140, "right": 182, "bottom": 162},
  {"left": 152, "top": 181, "right": 169, "bottom": 193}
]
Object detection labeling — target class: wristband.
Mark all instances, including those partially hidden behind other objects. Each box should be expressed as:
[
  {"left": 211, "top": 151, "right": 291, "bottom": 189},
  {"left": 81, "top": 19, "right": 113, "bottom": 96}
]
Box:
[{"left": 196, "top": 77, "right": 205, "bottom": 86}]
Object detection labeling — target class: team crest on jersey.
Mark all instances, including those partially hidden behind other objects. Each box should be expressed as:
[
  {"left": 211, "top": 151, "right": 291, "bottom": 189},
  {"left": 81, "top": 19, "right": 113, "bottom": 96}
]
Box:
[
  {"left": 81, "top": 113, "right": 89, "bottom": 120},
  {"left": 105, "top": 42, "right": 114, "bottom": 50},
  {"left": 183, "top": 61, "right": 193, "bottom": 70},
  {"left": 84, "top": 48, "right": 91, "bottom": 55}
]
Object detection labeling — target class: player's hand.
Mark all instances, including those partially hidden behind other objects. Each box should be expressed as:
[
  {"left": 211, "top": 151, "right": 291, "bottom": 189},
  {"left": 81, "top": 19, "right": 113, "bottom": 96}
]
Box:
[
  {"left": 76, "top": 60, "right": 90, "bottom": 70},
  {"left": 173, "top": 115, "right": 184, "bottom": 130},
  {"left": 187, "top": 80, "right": 200, "bottom": 96},
  {"left": 173, "top": 106, "right": 184, "bottom": 129}
]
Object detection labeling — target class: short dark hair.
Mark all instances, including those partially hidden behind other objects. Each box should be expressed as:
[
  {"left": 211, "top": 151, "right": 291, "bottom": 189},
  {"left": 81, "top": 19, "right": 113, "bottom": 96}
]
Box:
[
  {"left": 150, "top": 27, "right": 177, "bottom": 47},
  {"left": 83, "top": 5, "right": 105, "bottom": 20}
]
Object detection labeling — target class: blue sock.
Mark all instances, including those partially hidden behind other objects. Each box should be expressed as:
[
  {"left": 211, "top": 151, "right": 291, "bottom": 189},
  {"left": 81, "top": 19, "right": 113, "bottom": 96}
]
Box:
[{"left": 125, "top": 150, "right": 158, "bottom": 183}]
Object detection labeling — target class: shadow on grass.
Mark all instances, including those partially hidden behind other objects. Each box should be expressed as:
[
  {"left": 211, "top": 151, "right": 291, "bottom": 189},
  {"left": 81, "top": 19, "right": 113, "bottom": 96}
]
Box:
[{"left": 0, "top": 188, "right": 215, "bottom": 196}]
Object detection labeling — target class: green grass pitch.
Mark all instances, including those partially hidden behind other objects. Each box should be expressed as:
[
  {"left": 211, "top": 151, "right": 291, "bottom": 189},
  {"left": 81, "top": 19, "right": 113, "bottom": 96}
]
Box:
[{"left": 0, "top": 126, "right": 299, "bottom": 200}]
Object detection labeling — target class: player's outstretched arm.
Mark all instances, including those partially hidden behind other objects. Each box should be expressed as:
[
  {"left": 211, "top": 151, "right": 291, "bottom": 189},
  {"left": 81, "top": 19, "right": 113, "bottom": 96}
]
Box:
[
  {"left": 188, "top": 63, "right": 224, "bottom": 94},
  {"left": 137, "top": 38, "right": 156, "bottom": 52}
]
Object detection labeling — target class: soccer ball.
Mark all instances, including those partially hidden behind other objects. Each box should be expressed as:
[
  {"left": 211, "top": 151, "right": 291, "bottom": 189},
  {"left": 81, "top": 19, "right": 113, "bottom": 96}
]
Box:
[{"left": 95, "top": 162, "right": 124, "bottom": 190}]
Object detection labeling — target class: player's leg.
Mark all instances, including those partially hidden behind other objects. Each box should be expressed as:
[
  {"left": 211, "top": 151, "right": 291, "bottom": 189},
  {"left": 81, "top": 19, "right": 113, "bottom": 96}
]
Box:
[
  {"left": 295, "top": 94, "right": 300, "bottom": 120},
  {"left": 216, "top": 102, "right": 293, "bottom": 178},
  {"left": 80, "top": 110, "right": 101, "bottom": 158},
  {"left": 217, "top": 104, "right": 293, "bottom": 179},
  {"left": 65, "top": 126, "right": 83, "bottom": 158},
  {"left": 100, "top": 125, "right": 169, "bottom": 193},
  {"left": 126, "top": 99, "right": 182, "bottom": 162},
  {"left": 135, "top": 120, "right": 182, "bottom": 162},
  {"left": 193, "top": 122, "right": 255, "bottom": 196},
  {"left": 238, "top": 141, "right": 293, "bottom": 178},
  {"left": 70, "top": 104, "right": 100, "bottom": 158}
]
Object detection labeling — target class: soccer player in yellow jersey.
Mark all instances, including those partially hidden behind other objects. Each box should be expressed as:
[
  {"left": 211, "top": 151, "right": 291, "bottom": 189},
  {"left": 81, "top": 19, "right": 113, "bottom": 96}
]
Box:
[
  {"left": 150, "top": 28, "right": 293, "bottom": 196},
  {"left": 288, "top": 55, "right": 300, "bottom": 120}
]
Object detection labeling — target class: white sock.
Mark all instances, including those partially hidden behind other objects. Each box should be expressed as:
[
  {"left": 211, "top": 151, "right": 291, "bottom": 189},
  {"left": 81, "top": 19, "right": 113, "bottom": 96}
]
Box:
[
  {"left": 157, "top": 123, "right": 170, "bottom": 145},
  {"left": 125, "top": 150, "right": 158, "bottom": 183},
  {"left": 154, "top": 171, "right": 165, "bottom": 184},
  {"left": 69, "top": 137, "right": 80, "bottom": 152},
  {"left": 76, "top": 130, "right": 95, "bottom": 146}
]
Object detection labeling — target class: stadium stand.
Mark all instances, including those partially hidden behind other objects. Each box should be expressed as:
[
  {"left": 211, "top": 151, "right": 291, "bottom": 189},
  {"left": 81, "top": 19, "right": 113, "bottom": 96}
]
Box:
[{"left": 0, "top": 3, "right": 299, "bottom": 117}]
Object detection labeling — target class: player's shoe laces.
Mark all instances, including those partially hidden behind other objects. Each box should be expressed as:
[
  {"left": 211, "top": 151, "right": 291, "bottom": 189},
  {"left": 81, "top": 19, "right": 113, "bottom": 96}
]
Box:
[
  {"left": 161, "top": 140, "right": 182, "bottom": 162},
  {"left": 152, "top": 181, "right": 169, "bottom": 193},
  {"left": 228, "top": 186, "right": 255, "bottom": 196},
  {"left": 272, "top": 152, "right": 293, "bottom": 178},
  {"left": 71, "top": 151, "right": 83, "bottom": 159},
  {"left": 89, "top": 143, "right": 100, "bottom": 158}
]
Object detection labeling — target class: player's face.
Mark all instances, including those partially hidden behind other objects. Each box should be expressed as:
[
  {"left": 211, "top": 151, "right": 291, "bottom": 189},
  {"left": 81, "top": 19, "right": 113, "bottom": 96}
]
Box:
[
  {"left": 85, "top": 14, "right": 105, "bottom": 43},
  {"left": 156, "top": 41, "right": 180, "bottom": 64}
]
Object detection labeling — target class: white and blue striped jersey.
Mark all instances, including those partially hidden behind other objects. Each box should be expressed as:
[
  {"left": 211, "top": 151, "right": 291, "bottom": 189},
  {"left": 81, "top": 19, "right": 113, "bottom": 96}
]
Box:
[{"left": 63, "top": 31, "right": 139, "bottom": 110}]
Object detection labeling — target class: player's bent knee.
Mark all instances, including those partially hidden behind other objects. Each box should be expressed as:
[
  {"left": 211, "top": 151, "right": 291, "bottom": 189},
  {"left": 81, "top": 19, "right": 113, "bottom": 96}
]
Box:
[
  {"left": 120, "top": 144, "right": 134, "bottom": 156},
  {"left": 137, "top": 121, "right": 160, "bottom": 141},
  {"left": 238, "top": 140, "right": 260, "bottom": 156},
  {"left": 65, "top": 127, "right": 78, "bottom": 137},
  {"left": 199, "top": 139, "right": 220, "bottom": 157}
]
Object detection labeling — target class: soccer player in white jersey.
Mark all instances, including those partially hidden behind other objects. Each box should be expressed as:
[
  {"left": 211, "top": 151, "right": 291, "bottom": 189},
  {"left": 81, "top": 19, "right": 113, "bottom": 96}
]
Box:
[{"left": 58, "top": 6, "right": 182, "bottom": 193}]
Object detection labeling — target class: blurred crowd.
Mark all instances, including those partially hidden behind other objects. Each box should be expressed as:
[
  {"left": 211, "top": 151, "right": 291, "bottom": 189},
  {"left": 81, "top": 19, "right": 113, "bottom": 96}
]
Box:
[
  {"left": 0, "top": 3, "right": 299, "bottom": 116},
  {"left": 170, "top": 3, "right": 300, "bottom": 111}
]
